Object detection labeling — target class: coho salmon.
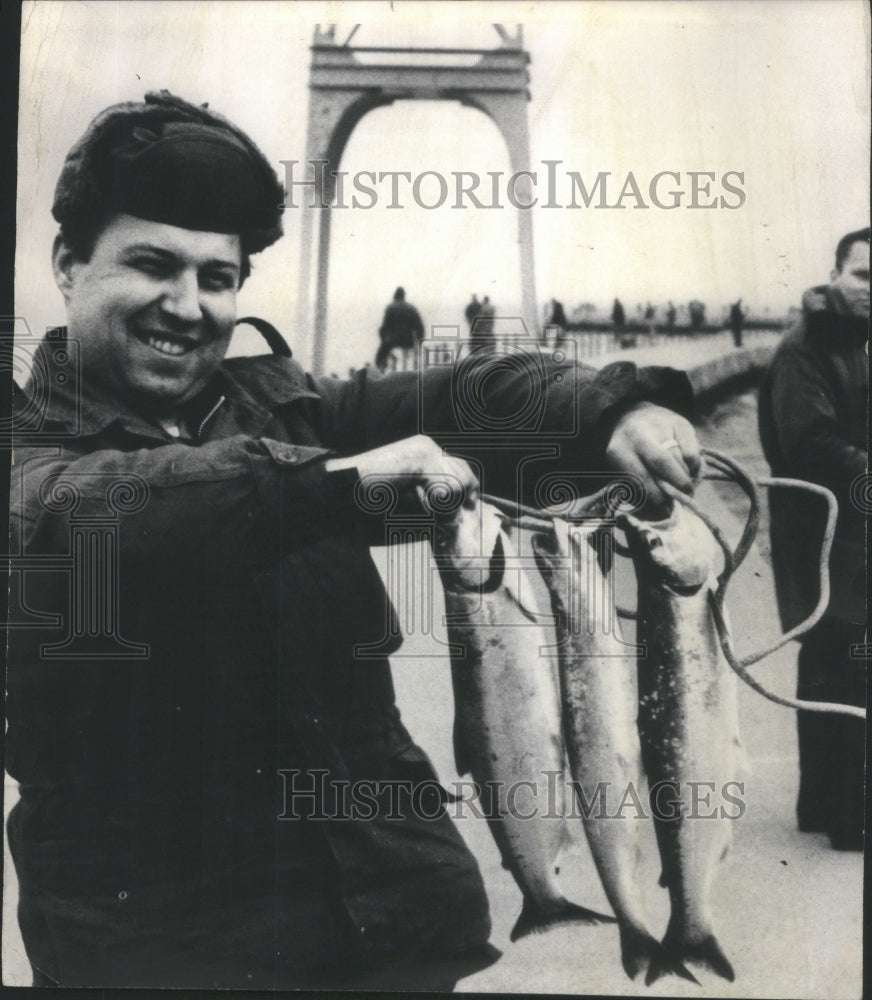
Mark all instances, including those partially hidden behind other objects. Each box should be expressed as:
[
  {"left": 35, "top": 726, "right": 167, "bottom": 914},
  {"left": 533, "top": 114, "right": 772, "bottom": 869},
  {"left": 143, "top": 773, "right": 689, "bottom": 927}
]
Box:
[
  {"left": 431, "top": 496, "right": 613, "bottom": 941},
  {"left": 533, "top": 519, "right": 695, "bottom": 983},
  {"left": 618, "top": 502, "right": 740, "bottom": 984}
]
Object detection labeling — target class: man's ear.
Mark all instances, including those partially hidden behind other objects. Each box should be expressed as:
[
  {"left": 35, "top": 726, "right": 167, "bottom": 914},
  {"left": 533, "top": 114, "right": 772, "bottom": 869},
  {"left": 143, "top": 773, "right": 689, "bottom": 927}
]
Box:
[
  {"left": 830, "top": 266, "right": 839, "bottom": 283},
  {"left": 52, "top": 234, "right": 78, "bottom": 300}
]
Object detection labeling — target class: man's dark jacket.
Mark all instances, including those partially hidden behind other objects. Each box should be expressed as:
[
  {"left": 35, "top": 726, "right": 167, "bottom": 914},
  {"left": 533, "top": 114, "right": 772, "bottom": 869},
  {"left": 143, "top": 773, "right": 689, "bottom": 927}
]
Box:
[
  {"left": 7, "top": 337, "right": 691, "bottom": 988},
  {"left": 758, "top": 285, "right": 868, "bottom": 629},
  {"left": 379, "top": 299, "right": 424, "bottom": 349}
]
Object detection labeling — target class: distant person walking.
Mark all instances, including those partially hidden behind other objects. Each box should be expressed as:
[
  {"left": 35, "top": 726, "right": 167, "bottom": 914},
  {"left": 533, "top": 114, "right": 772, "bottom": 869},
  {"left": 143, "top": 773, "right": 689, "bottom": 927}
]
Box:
[
  {"left": 546, "top": 298, "right": 568, "bottom": 343},
  {"left": 643, "top": 302, "right": 656, "bottom": 343},
  {"left": 612, "top": 298, "right": 635, "bottom": 347},
  {"left": 470, "top": 295, "right": 496, "bottom": 353},
  {"left": 729, "top": 298, "right": 745, "bottom": 347},
  {"left": 611, "top": 297, "right": 625, "bottom": 331},
  {"left": 464, "top": 294, "right": 482, "bottom": 330},
  {"left": 665, "top": 301, "right": 677, "bottom": 332},
  {"left": 549, "top": 298, "right": 568, "bottom": 329},
  {"left": 375, "top": 287, "right": 425, "bottom": 372},
  {"left": 688, "top": 299, "right": 706, "bottom": 331}
]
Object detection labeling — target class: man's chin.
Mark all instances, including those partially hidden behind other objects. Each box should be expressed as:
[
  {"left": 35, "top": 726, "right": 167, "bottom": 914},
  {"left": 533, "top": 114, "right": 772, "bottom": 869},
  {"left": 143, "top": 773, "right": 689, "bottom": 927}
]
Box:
[{"left": 125, "top": 376, "right": 208, "bottom": 418}]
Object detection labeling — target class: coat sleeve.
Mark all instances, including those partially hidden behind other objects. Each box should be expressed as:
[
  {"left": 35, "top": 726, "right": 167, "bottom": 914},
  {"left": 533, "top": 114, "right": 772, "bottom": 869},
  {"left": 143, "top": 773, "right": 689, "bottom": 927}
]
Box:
[
  {"left": 308, "top": 355, "right": 694, "bottom": 466},
  {"left": 10, "top": 435, "right": 364, "bottom": 573},
  {"left": 765, "top": 344, "right": 867, "bottom": 500}
]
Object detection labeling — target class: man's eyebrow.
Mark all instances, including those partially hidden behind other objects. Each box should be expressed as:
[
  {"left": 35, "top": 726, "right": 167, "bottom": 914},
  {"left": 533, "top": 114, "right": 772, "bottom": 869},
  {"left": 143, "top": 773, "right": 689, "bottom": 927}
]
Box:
[
  {"left": 121, "top": 243, "right": 240, "bottom": 272},
  {"left": 121, "top": 243, "right": 178, "bottom": 258},
  {"left": 201, "top": 258, "right": 241, "bottom": 273}
]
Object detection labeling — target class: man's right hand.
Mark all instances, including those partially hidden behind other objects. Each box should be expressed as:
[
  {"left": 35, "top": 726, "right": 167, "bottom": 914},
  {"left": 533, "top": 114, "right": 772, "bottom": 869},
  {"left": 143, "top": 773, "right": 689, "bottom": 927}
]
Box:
[{"left": 325, "top": 435, "right": 478, "bottom": 513}]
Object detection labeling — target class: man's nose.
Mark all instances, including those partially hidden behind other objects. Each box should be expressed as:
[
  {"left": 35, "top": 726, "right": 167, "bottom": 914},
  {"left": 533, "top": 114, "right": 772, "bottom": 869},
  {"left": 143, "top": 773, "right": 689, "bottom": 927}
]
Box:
[{"left": 162, "top": 271, "right": 202, "bottom": 324}]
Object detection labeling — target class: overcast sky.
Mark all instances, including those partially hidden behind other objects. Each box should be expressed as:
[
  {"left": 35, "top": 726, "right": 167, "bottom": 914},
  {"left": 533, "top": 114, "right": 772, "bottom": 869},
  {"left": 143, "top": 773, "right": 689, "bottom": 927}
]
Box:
[{"left": 16, "top": 0, "right": 870, "bottom": 373}]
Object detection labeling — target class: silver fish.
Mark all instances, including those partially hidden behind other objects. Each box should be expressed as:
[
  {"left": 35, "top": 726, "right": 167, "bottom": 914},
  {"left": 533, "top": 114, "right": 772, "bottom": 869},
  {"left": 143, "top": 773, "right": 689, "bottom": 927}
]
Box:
[
  {"left": 533, "top": 519, "right": 695, "bottom": 983},
  {"left": 618, "top": 502, "right": 740, "bottom": 984},
  {"left": 432, "top": 497, "right": 613, "bottom": 941}
]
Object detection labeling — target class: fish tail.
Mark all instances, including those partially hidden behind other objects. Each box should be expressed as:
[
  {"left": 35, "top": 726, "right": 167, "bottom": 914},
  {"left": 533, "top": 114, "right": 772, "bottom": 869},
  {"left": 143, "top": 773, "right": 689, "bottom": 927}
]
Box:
[
  {"left": 510, "top": 897, "right": 616, "bottom": 942},
  {"left": 645, "top": 932, "right": 734, "bottom": 984},
  {"left": 620, "top": 926, "right": 697, "bottom": 984},
  {"left": 618, "top": 925, "right": 695, "bottom": 983}
]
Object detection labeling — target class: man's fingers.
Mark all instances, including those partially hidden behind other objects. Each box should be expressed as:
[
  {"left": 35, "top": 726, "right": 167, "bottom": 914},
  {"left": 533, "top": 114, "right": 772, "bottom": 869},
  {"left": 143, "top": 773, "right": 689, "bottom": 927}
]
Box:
[
  {"left": 673, "top": 419, "right": 702, "bottom": 480},
  {"left": 607, "top": 443, "right": 667, "bottom": 512},
  {"left": 643, "top": 443, "right": 695, "bottom": 495},
  {"left": 418, "top": 455, "right": 478, "bottom": 513}
]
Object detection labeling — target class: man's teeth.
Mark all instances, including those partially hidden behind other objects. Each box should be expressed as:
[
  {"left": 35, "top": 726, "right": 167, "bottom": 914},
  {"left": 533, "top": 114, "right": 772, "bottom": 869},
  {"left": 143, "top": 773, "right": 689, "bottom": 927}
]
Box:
[{"left": 146, "top": 335, "right": 190, "bottom": 356}]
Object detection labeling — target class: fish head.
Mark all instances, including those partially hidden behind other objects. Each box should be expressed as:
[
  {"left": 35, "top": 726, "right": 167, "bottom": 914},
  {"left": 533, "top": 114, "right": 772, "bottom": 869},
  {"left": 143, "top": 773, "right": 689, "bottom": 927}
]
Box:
[
  {"left": 428, "top": 493, "right": 506, "bottom": 590},
  {"left": 532, "top": 518, "right": 603, "bottom": 581},
  {"left": 530, "top": 517, "right": 571, "bottom": 580},
  {"left": 617, "top": 502, "right": 720, "bottom": 593}
]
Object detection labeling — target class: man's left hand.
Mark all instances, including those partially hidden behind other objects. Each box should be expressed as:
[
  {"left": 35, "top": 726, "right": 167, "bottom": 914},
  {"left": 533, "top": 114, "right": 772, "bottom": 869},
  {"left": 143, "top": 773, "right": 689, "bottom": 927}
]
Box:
[{"left": 605, "top": 401, "right": 701, "bottom": 514}]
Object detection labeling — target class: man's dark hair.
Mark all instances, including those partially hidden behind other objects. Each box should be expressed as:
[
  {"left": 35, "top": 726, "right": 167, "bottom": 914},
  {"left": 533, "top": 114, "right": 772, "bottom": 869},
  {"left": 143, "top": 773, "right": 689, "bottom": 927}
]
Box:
[
  {"left": 52, "top": 90, "right": 285, "bottom": 285},
  {"left": 834, "top": 227, "right": 871, "bottom": 272}
]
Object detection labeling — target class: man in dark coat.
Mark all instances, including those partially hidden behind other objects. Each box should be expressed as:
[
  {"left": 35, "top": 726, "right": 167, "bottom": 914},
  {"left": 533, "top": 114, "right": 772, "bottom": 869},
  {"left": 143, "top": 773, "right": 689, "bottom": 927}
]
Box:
[
  {"left": 758, "top": 227, "right": 869, "bottom": 851},
  {"left": 374, "top": 286, "right": 425, "bottom": 371},
  {"left": 729, "top": 298, "right": 745, "bottom": 347},
  {"left": 469, "top": 294, "right": 496, "bottom": 353},
  {"left": 6, "top": 91, "right": 702, "bottom": 988},
  {"left": 546, "top": 298, "right": 569, "bottom": 343},
  {"left": 464, "top": 293, "right": 481, "bottom": 329},
  {"left": 611, "top": 297, "right": 626, "bottom": 331}
]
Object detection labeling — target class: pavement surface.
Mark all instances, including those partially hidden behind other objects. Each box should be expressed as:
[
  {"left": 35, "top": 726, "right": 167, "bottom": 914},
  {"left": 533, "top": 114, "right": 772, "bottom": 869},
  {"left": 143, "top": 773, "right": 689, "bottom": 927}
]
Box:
[{"left": 2, "top": 358, "right": 864, "bottom": 994}]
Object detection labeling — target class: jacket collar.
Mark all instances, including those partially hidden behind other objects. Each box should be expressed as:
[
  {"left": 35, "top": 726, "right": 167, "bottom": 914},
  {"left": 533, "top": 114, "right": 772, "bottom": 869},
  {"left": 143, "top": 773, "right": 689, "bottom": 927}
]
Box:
[
  {"left": 801, "top": 286, "right": 868, "bottom": 341},
  {"left": 19, "top": 327, "right": 318, "bottom": 440},
  {"left": 803, "top": 283, "right": 867, "bottom": 322}
]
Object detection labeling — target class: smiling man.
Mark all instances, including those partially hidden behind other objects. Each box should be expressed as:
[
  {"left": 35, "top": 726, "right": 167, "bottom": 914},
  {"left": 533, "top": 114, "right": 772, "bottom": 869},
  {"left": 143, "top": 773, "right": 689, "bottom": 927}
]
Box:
[
  {"left": 7, "top": 91, "right": 701, "bottom": 989},
  {"left": 54, "top": 215, "right": 242, "bottom": 424}
]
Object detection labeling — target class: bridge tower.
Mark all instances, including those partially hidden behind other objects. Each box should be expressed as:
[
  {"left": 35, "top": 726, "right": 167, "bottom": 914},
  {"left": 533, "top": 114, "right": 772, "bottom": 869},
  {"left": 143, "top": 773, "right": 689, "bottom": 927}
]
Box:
[{"left": 293, "top": 24, "right": 537, "bottom": 373}]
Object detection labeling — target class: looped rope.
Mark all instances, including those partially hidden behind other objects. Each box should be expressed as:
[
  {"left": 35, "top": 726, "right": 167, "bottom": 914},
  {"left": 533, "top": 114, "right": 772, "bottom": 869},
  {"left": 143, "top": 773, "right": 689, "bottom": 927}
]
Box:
[
  {"left": 483, "top": 457, "right": 863, "bottom": 719},
  {"left": 701, "top": 448, "right": 761, "bottom": 574},
  {"left": 660, "top": 480, "right": 735, "bottom": 601},
  {"left": 661, "top": 464, "right": 863, "bottom": 720}
]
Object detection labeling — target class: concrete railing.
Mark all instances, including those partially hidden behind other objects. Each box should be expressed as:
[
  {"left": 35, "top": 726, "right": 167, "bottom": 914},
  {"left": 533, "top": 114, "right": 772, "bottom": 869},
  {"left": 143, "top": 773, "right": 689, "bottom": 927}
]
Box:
[{"left": 380, "top": 328, "right": 783, "bottom": 398}]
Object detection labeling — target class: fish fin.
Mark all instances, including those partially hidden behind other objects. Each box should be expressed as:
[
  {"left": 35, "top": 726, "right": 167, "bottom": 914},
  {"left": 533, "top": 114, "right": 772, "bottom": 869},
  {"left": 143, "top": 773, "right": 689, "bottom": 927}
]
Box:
[
  {"left": 648, "top": 933, "right": 735, "bottom": 984},
  {"left": 620, "top": 926, "right": 698, "bottom": 983},
  {"left": 510, "top": 897, "right": 616, "bottom": 942}
]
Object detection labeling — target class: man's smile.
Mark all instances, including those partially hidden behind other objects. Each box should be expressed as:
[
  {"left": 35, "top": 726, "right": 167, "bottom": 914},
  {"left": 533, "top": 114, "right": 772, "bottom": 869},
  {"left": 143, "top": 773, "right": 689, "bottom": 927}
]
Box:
[{"left": 132, "top": 327, "right": 203, "bottom": 357}]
